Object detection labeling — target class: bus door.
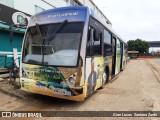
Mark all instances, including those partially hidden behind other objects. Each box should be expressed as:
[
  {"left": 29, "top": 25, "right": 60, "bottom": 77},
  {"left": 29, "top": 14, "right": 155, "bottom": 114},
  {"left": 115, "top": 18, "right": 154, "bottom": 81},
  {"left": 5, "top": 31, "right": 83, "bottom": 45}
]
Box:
[
  {"left": 120, "top": 42, "right": 123, "bottom": 70},
  {"left": 115, "top": 39, "right": 121, "bottom": 75},
  {"left": 112, "top": 37, "right": 116, "bottom": 76},
  {"left": 86, "top": 27, "right": 103, "bottom": 96}
]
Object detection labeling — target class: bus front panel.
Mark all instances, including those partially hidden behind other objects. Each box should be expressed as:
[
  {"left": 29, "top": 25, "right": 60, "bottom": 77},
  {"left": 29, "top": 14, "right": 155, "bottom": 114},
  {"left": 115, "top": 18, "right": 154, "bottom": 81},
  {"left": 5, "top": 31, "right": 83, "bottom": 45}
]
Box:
[
  {"left": 21, "top": 64, "right": 85, "bottom": 101},
  {"left": 20, "top": 7, "right": 90, "bottom": 101}
]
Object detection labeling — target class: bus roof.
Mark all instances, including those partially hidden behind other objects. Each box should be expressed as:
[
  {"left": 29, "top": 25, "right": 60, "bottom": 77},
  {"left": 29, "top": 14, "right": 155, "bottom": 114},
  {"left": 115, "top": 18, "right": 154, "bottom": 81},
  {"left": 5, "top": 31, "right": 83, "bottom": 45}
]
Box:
[
  {"left": 28, "top": 6, "right": 89, "bottom": 27},
  {"left": 91, "top": 13, "right": 126, "bottom": 44},
  {"left": 28, "top": 6, "right": 126, "bottom": 44}
]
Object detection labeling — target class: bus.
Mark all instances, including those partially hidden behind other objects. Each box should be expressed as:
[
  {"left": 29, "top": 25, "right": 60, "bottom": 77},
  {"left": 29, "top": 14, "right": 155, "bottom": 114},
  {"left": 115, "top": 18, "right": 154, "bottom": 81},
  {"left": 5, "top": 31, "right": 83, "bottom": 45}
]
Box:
[{"left": 20, "top": 6, "right": 127, "bottom": 101}]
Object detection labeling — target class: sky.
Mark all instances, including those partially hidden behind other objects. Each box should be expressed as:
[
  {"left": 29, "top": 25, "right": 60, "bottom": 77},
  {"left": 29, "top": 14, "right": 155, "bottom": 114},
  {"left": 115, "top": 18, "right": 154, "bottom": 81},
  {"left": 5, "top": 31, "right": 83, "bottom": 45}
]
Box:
[{"left": 93, "top": 0, "right": 160, "bottom": 44}]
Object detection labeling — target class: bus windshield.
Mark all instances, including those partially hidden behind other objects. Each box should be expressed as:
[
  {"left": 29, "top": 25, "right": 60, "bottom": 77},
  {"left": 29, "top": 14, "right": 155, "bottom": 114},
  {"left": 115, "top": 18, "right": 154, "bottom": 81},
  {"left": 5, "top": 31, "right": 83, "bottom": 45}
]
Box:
[{"left": 22, "top": 22, "right": 84, "bottom": 66}]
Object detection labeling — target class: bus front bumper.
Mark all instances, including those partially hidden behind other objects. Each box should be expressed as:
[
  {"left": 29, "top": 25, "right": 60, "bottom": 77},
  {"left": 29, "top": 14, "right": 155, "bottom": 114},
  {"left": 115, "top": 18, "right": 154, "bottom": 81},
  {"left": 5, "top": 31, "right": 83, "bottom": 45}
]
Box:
[{"left": 20, "top": 78, "right": 86, "bottom": 101}]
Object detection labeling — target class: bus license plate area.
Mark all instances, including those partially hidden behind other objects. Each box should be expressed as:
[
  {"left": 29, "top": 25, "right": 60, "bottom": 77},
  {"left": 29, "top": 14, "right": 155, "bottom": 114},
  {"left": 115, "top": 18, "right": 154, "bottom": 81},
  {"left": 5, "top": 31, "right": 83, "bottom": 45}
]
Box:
[{"left": 49, "top": 86, "right": 72, "bottom": 96}]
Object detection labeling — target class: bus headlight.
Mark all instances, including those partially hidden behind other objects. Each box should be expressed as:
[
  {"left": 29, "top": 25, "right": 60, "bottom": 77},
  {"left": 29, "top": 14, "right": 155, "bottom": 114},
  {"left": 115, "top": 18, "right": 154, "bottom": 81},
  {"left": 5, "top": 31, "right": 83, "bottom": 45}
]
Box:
[
  {"left": 68, "top": 77, "right": 75, "bottom": 85},
  {"left": 63, "top": 72, "right": 77, "bottom": 86}
]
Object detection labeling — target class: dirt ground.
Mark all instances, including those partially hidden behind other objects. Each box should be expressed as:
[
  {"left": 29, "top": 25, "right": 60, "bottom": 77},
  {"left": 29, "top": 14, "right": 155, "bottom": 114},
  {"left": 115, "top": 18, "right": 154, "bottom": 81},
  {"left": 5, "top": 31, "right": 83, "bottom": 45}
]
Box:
[{"left": 0, "top": 59, "right": 160, "bottom": 120}]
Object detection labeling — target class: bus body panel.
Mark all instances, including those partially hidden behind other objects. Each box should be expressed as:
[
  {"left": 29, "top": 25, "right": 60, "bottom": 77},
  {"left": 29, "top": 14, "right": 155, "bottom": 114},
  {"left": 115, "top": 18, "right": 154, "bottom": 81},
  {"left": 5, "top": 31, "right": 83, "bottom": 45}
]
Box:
[
  {"left": 79, "top": 11, "right": 90, "bottom": 87},
  {"left": 21, "top": 78, "right": 85, "bottom": 101},
  {"left": 21, "top": 64, "right": 85, "bottom": 101},
  {"left": 20, "top": 6, "right": 90, "bottom": 101},
  {"left": 107, "top": 56, "right": 113, "bottom": 79},
  {"left": 20, "top": 6, "right": 127, "bottom": 101},
  {"left": 85, "top": 57, "right": 105, "bottom": 96}
]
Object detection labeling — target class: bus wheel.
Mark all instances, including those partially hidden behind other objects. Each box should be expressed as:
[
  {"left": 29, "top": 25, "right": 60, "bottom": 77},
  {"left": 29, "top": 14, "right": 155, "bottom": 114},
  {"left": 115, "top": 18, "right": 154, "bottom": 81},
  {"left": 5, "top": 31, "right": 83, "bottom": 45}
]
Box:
[{"left": 100, "top": 72, "right": 107, "bottom": 89}]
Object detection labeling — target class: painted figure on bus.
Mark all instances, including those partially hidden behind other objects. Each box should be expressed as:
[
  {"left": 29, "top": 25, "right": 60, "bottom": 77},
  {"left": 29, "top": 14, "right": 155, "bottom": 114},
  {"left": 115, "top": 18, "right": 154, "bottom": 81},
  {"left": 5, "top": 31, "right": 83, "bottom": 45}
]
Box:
[{"left": 87, "top": 57, "right": 97, "bottom": 96}]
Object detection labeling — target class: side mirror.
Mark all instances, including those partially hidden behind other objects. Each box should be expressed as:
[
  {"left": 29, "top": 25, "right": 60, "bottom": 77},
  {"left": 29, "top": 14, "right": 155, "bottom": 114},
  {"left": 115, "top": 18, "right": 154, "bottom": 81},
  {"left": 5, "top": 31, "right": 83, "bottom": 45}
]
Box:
[{"left": 9, "top": 24, "right": 27, "bottom": 44}]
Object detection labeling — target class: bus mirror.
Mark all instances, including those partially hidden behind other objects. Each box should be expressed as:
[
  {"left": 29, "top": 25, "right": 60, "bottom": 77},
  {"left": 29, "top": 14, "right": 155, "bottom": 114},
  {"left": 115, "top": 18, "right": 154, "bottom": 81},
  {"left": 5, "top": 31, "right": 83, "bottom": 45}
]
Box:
[{"left": 94, "top": 29, "right": 100, "bottom": 41}]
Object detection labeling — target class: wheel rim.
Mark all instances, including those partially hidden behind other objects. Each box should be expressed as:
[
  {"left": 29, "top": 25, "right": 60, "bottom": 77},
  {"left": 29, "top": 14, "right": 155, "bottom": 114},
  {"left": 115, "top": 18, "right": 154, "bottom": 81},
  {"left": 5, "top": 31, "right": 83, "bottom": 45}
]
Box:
[{"left": 102, "top": 72, "right": 107, "bottom": 86}]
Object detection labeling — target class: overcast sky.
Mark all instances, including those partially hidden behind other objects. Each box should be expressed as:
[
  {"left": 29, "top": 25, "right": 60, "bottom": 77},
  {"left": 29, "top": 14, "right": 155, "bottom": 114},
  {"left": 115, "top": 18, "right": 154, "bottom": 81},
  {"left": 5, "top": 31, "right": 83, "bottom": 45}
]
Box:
[{"left": 93, "top": 0, "right": 160, "bottom": 43}]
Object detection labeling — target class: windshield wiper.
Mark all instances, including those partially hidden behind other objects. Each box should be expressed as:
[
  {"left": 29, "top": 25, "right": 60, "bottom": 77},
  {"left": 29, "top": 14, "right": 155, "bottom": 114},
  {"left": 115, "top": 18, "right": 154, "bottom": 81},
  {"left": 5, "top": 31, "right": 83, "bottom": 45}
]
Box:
[
  {"left": 36, "top": 23, "right": 44, "bottom": 39},
  {"left": 35, "top": 20, "right": 68, "bottom": 65},
  {"left": 36, "top": 23, "right": 46, "bottom": 65},
  {"left": 46, "top": 20, "right": 68, "bottom": 43}
]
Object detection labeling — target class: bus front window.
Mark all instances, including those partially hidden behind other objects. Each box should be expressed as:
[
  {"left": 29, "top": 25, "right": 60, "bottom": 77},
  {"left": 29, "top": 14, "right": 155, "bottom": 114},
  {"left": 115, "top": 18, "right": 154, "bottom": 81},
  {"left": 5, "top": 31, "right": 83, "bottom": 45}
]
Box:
[{"left": 23, "top": 22, "right": 84, "bottom": 66}]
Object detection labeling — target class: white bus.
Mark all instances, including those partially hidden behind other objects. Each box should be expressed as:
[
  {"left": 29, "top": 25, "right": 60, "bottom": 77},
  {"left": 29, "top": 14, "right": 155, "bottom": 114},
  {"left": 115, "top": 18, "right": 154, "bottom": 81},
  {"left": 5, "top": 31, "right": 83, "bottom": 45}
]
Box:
[{"left": 20, "top": 6, "right": 127, "bottom": 101}]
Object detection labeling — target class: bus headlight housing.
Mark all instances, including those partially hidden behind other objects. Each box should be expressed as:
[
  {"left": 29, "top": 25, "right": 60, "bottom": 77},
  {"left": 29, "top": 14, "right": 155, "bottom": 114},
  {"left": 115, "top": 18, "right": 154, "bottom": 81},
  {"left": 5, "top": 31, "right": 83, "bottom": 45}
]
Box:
[
  {"left": 68, "top": 77, "right": 75, "bottom": 85},
  {"left": 64, "top": 72, "right": 77, "bottom": 86}
]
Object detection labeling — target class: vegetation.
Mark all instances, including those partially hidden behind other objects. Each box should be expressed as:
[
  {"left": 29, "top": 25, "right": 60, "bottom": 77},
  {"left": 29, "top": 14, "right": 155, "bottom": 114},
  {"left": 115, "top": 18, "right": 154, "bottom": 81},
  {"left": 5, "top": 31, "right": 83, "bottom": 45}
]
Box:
[{"left": 127, "top": 39, "right": 149, "bottom": 53}]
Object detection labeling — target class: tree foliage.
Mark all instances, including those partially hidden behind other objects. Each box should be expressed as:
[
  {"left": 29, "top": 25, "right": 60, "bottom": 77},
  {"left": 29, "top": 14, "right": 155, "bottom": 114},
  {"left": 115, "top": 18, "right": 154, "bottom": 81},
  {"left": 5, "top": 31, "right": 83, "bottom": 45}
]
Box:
[{"left": 127, "top": 39, "right": 149, "bottom": 53}]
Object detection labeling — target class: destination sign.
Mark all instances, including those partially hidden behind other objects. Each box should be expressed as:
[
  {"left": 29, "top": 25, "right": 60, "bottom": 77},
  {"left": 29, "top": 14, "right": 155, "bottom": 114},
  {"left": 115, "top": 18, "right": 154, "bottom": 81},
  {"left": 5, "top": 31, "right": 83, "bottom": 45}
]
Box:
[{"left": 28, "top": 9, "right": 86, "bottom": 27}]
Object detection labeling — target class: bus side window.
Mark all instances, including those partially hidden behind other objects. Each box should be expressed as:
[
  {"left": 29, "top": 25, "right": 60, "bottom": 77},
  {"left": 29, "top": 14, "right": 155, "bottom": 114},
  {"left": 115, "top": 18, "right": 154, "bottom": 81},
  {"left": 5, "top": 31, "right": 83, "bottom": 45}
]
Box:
[
  {"left": 86, "top": 27, "right": 102, "bottom": 57},
  {"left": 104, "top": 29, "right": 112, "bottom": 56},
  {"left": 86, "top": 27, "right": 94, "bottom": 56},
  {"left": 86, "top": 27, "right": 91, "bottom": 56},
  {"left": 93, "top": 31, "right": 102, "bottom": 56}
]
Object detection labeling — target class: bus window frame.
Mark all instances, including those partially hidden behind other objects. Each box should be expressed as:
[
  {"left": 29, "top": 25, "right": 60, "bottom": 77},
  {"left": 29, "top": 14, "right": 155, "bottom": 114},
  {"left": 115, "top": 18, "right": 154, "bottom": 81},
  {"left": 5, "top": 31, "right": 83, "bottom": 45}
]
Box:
[
  {"left": 112, "top": 35, "right": 117, "bottom": 56},
  {"left": 103, "top": 29, "right": 113, "bottom": 57},
  {"left": 22, "top": 22, "right": 85, "bottom": 68},
  {"left": 104, "top": 29, "right": 112, "bottom": 45},
  {"left": 86, "top": 26, "right": 103, "bottom": 57},
  {"left": 87, "top": 16, "right": 104, "bottom": 57},
  {"left": 92, "top": 27, "right": 103, "bottom": 57}
]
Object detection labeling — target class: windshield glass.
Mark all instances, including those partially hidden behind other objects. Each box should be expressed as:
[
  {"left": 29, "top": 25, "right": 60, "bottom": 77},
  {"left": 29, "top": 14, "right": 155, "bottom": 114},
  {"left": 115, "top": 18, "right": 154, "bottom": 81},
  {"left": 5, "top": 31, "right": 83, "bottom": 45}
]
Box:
[{"left": 22, "top": 22, "right": 84, "bottom": 66}]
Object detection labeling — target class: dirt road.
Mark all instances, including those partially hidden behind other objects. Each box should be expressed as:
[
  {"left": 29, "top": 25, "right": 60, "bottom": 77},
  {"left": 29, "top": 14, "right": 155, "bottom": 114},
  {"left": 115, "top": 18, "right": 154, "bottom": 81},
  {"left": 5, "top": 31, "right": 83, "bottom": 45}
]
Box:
[{"left": 0, "top": 59, "right": 160, "bottom": 119}]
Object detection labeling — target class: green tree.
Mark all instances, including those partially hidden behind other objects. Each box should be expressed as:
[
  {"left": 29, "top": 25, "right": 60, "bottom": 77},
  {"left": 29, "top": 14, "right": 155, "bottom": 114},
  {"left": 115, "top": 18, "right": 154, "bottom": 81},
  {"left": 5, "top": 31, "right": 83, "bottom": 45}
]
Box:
[{"left": 127, "top": 39, "right": 149, "bottom": 53}]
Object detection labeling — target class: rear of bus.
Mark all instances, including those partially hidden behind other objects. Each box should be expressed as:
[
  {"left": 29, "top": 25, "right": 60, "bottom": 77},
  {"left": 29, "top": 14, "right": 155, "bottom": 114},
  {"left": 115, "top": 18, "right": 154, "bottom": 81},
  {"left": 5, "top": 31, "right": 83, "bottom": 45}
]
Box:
[{"left": 20, "top": 6, "right": 90, "bottom": 101}]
